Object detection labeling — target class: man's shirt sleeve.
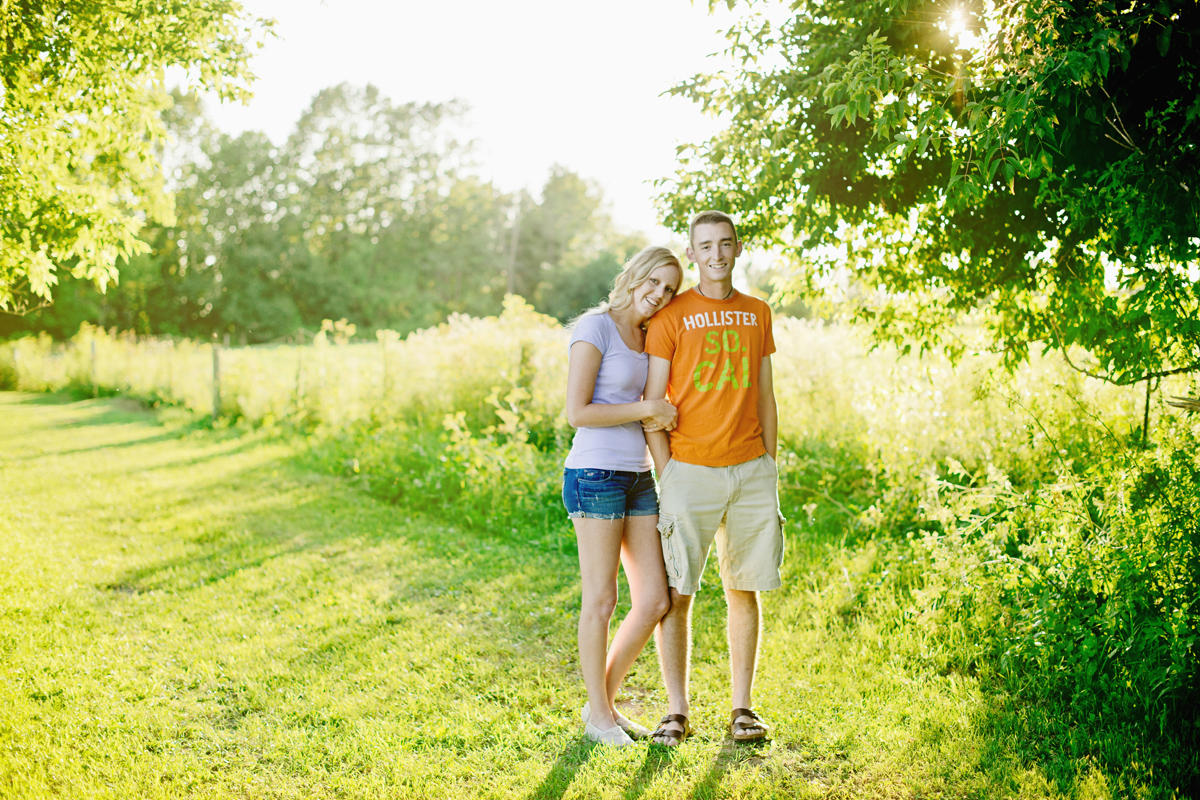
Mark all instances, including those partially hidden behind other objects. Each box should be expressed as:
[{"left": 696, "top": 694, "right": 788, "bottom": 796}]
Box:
[
  {"left": 762, "top": 302, "right": 776, "bottom": 357},
  {"left": 645, "top": 313, "right": 677, "bottom": 361}
]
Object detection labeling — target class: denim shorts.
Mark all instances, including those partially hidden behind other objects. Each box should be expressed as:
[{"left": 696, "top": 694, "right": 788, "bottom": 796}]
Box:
[{"left": 562, "top": 467, "right": 659, "bottom": 520}]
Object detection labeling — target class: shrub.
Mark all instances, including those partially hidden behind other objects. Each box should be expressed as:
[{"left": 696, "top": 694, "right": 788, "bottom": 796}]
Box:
[{"left": 866, "top": 420, "right": 1200, "bottom": 791}]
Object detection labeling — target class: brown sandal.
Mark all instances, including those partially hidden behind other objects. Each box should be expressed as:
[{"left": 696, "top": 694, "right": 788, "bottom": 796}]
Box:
[
  {"left": 650, "top": 713, "right": 691, "bottom": 747},
  {"left": 730, "top": 708, "right": 769, "bottom": 743}
]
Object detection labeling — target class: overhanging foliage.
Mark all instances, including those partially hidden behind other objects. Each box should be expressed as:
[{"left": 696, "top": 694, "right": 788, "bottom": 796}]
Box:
[
  {"left": 661, "top": 0, "right": 1200, "bottom": 383},
  {"left": 0, "top": 0, "right": 269, "bottom": 312}
]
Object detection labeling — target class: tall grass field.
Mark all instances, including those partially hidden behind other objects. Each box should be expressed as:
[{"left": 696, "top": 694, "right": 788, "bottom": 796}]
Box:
[{"left": 1, "top": 298, "right": 1197, "bottom": 798}]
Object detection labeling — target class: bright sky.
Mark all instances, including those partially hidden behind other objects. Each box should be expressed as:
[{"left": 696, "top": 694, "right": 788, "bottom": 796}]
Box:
[{"left": 206, "top": 0, "right": 741, "bottom": 242}]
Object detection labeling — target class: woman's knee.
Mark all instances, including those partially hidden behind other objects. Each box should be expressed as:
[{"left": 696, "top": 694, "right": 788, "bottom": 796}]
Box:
[
  {"left": 582, "top": 589, "right": 619, "bottom": 621},
  {"left": 634, "top": 588, "right": 671, "bottom": 622}
]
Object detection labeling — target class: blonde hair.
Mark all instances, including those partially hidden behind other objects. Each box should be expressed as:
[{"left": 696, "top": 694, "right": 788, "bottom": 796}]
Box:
[{"left": 575, "top": 245, "right": 684, "bottom": 326}]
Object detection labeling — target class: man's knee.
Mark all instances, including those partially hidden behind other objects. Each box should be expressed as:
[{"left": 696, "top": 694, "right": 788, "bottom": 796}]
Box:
[
  {"left": 665, "top": 587, "right": 693, "bottom": 619},
  {"left": 724, "top": 587, "right": 759, "bottom": 611}
]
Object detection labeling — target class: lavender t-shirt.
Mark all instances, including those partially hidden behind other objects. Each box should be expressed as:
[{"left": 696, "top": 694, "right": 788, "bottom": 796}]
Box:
[{"left": 564, "top": 312, "right": 652, "bottom": 471}]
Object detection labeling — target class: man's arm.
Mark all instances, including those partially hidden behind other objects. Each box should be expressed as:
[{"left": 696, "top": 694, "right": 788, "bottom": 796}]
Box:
[
  {"left": 644, "top": 355, "right": 673, "bottom": 474},
  {"left": 757, "top": 355, "right": 777, "bottom": 460}
]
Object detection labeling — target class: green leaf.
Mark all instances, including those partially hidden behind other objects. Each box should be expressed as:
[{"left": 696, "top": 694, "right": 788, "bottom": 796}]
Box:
[{"left": 1158, "top": 25, "right": 1172, "bottom": 56}]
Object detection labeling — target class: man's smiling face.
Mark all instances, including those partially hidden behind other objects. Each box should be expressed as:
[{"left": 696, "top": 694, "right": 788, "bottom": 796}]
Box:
[{"left": 687, "top": 221, "right": 742, "bottom": 287}]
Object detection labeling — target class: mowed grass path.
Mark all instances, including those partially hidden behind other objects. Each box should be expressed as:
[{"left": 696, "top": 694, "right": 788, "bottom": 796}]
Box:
[{"left": 0, "top": 393, "right": 1096, "bottom": 799}]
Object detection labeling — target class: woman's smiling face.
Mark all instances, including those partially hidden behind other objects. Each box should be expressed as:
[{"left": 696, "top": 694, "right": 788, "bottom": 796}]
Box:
[{"left": 633, "top": 264, "right": 681, "bottom": 319}]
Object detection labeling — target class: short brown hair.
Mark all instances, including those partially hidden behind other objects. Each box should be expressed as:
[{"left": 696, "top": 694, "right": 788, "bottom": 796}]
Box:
[{"left": 689, "top": 210, "right": 739, "bottom": 244}]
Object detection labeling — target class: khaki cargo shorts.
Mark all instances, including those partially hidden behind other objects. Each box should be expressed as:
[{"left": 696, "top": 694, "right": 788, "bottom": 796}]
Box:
[{"left": 656, "top": 453, "right": 785, "bottom": 595}]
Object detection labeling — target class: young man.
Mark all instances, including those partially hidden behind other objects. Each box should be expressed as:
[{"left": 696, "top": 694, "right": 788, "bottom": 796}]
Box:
[{"left": 642, "top": 210, "right": 783, "bottom": 746}]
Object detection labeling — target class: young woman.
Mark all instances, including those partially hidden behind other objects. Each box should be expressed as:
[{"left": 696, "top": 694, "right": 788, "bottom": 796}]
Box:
[{"left": 562, "top": 245, "right": 684, "bottom": 747}]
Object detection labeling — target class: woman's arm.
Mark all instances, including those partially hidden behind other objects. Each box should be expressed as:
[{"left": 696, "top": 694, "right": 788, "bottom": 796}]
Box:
[
  {"left": 643, "top": 355, "right": 673, "bottom": 475},
  {"left": 566, "top": 341, "right": 676, "bottom": 429}
]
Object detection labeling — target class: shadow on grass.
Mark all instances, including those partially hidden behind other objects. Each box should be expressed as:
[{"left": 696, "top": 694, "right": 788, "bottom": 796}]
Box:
[
  {"left": 963, "top": 687, "right": 1200, "bottom": 800},
  {"left": 620, "top": 746, "right": 676, "bottom": 800},
  {"left": 108, "top": 474, "right": 574, "bottom": 596},
  {"left": 9, "top": 396, "right": 715, "bottom": 793},
  {"left": 10, "top": 391, "right": 83, "bottom": 406},
  {"left": 12, "top": 391, "right": 152, "bottom": 417},
  {"left": 2, "top": 392, "right": 250, "bottom": 458},
  {"left": 525, "top": 739, "right": 596, "bottom": 800},
  {"left": 46, "top": 387, "right": 570, "bottom": 600},
  {"left": 688, "top": 738, "right": 766, "bottom": 799},
  {"left": 43, "top": 429, "right": 186, "bottom": 456}
]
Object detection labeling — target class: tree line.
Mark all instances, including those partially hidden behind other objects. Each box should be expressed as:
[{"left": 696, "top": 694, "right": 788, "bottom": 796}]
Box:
[{"left": 1, "top": 84, "right": 647, "bottom": 343}]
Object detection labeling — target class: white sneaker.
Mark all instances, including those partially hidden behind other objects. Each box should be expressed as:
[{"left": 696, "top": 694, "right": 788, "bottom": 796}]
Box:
[
  {"left": 584, "top": 720, "right": 634, "bottom": 747},
  {"left": 581, "top": 703, "right": 652, "bottom": 740}
]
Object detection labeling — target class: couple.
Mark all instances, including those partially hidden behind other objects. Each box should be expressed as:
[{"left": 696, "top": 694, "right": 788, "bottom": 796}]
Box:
[{"left": 562, "top": 211, "right": 783, "bottom": 748}]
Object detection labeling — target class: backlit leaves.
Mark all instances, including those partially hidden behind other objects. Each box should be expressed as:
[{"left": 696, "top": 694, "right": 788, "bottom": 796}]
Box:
[
  {"left": 661, "top": 0, "right": 1200, "bottom": 383},
  {"left": 0, "top": 0, "right": 271, "bottom": 311}
]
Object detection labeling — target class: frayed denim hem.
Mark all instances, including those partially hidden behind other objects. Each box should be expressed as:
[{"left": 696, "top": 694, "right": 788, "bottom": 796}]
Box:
[{"left": 567, "top": 511, "right": 627, "bottom": 520}]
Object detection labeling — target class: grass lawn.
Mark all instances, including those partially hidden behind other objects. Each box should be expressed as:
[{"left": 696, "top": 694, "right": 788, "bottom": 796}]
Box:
[{"left": 0, "top": 392, "right": 1122, "bottom": 798}]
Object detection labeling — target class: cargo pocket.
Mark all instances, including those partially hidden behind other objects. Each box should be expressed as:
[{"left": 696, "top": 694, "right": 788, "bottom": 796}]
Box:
[{"left": 657, "top": 514, "right": 683, "bottom": 581}]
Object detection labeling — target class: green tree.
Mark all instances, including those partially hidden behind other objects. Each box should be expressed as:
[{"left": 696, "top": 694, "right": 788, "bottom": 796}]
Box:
[
  {"left": 377, "top": 175, "right": 510, "bottom": 331},
  {"left": 508, "top": 165, "right": 645, "bottom": 321},
  {"left": 509, "top": 167, "right": 604, "bottom": 301},
  {"left": 662, "top": 0, "right": 1200, "bottom": 383},
  {"left": 0, "top": 0, "right": 270, "bottom": 312},
  {"left": 282, "top": 84, "right": 494, "bottom": 332},
  {"left": 535, "top": 233, "right": 649, "bottom": 322},
  {"left": 182, "top": 130, "right": 301, "bottom": 341}
]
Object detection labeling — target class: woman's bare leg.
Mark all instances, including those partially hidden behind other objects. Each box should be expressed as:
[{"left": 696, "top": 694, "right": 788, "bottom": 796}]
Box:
[
  {"left": 573, "top": 516, "right": 624, "bottom": 732},
  {"left": 604, "top": 514, "right": 670, "bottom": 710}
]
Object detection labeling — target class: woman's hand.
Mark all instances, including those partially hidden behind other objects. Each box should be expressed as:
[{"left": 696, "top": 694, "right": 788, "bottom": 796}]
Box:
[{"left": 641, "top": 399, "right": 677, "bottom": 433}]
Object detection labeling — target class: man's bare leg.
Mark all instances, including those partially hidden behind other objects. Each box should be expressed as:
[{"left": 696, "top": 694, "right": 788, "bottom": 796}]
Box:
[
  {"left": 652, "top": 586, "right": 693, "bottom": 743},
  {"left": 725, "top": 587, "right": 761, "bottom": 724}
]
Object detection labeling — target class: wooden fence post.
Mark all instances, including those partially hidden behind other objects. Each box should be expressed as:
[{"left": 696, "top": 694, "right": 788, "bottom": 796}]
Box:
[
  {"left": 212, "top": 343, "right": 221, "bottom": 419},
  {"left": 90, "top": 339, "right": 98, "bottom": 397},
  {"left": 10, "top": 344, "right": 18, "bottom": 390},
  {"left": 166, "top": 339, "right": 174, "bottom": 402},
  {"left": 295, "top": 347, "right": 304, "bottom": 408},
  {"left": 381, "top": 337, "right": 389, "bottom": 403}
]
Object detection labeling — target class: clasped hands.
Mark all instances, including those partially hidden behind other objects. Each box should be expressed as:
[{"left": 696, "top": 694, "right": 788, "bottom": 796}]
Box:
[{"left": 641, "top": 399, "right": 677, "bottom": 433}]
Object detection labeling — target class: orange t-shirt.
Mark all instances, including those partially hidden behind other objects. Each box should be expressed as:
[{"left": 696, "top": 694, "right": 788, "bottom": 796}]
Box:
[{"left": 645, "top": 288, "right": 776, "bottom": 467}]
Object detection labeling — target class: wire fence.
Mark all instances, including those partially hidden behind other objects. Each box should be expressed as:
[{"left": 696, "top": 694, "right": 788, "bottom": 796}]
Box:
[
  {"left": 0, "top": 298, "right": 570, "bottom": 433},
  {"left": 0, "top": 300, "right": 1166, "bottom": 471}
]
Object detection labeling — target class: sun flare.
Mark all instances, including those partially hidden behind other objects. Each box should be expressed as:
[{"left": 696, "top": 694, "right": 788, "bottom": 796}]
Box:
[{"left": 947, "top": 6, "right": 983, "bottom": 52}]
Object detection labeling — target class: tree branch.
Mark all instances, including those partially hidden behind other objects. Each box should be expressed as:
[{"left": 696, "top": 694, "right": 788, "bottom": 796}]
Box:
[{"left": 1058, "top": 347, "right": 1200, "bottom": 386}]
